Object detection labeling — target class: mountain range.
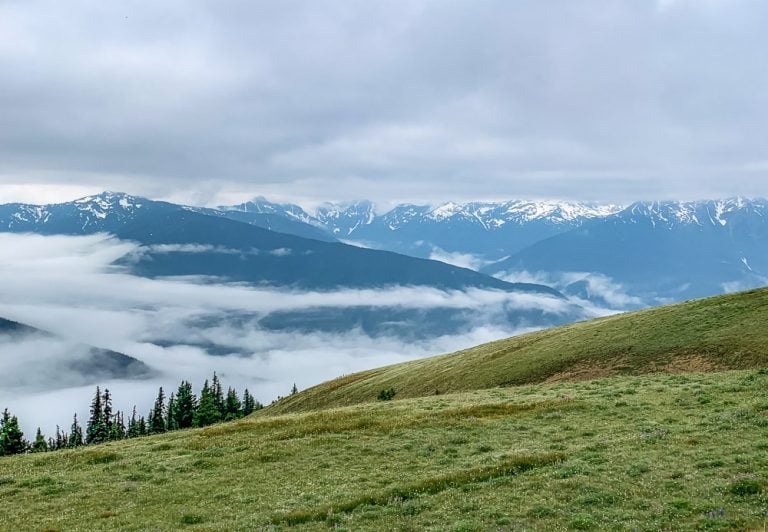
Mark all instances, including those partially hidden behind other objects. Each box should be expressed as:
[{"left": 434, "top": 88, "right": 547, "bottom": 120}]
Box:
[
  {"left": 212, "top": 195, "right": 768, "bottom": 305},
  {"left": 0, "top": 192, "right": 574, "bottom": 340},
  {"left": 0, "top": 192, "right": 553, "bottom": 294},
  {"left": 484, "top": 198, "right": 768, "bottom": 301},
  {"left": 215, "top": 197, "right": 622, "bottom": 262},
  {"left": 3, "top": 191, "right": 767, "bottom": 311}
]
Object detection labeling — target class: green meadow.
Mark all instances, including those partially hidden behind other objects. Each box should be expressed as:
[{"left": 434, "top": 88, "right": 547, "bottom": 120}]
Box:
[{"left": 1, "top": 288, "right": 768, "bottom": 530}]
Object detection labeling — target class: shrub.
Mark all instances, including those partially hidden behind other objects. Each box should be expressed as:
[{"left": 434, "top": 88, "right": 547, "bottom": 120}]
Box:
[
  {"left": 527, "top": 505, "right": 555, "bottom": 518},
  {"left": 180, "top": 514, "right": 205, "bottom": 525},
  {"left": 569, "top": 512, "right": 595, "bottom": 529},
  {"left": 377, "top": 388, "right": 396, "bottom": 401},
  {"left": 729, "top": 478, "right": 761, "bottom": 496}
]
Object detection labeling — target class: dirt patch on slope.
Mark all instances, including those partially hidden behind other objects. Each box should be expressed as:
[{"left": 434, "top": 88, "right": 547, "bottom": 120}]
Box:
[
  {"left": 544, "top": 354, "right": 720, "bottom": 384},
  {"left": 544, "top": 357, "right": 629, "bottom": 383},
  {"left": 652, "top": 354, "right": 718, "bottom": 374}
]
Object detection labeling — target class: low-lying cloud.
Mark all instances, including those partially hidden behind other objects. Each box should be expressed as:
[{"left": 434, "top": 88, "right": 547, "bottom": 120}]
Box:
[
  {"left": 0, "top": 233, "right": 605, "bottom": 434},
  {"left": 428, "top": 246, "right": 496, "bottom": 271},
  {"left": 498, "top": 269, "right": 645, "bottom": 310}
]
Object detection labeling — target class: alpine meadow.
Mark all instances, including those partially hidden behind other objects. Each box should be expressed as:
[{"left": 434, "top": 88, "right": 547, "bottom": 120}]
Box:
[{"left": 2, "top": 1, "right": 768, "bottom": 530}]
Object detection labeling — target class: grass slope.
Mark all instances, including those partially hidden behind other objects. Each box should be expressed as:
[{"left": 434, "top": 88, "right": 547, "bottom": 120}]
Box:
[
  {"left": 1, "top": 370, "right": 767, "bottom": 530},
  {"left": 270, "top": 288, "right": 768, "bottom": 415}
]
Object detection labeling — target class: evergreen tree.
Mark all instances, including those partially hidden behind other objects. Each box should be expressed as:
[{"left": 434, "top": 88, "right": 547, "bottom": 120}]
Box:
[
  {"left": 127, "top": 407, "right": 140, "bottom": 438},
  {"left": 224, "top": 387, "right": 242, "bottom": 420},
  {"left": 68, "top": 414, "right": 84, "bottom": 448},
  {"left": 174, "top": 380, "right": 197, "bottom": 429},
  {"left": 53, "top": 425, "right": 66, "bottom": 450},
  {"left": 291, "top": 383, "right": 299, "bottom": 395},
  {"left": 110, "top": 411, "right": 126, "bottom": 441},
  {"left": 0, "top": 409, "right": 27, "bottom": 456},
  {"left": 194, "top": 380, "right": 221, "bottom": 427},
  {"left": 138, "top": 416, "right": 147, "bottom": 436},
  {"left": 211, "top": 373, "right": 225, "bottom": 417},
  {"left": 150, "top": 387, "right": 166, "bottom": 433},
  {"left": 86, "top": 386, "right": 107, "bottom": 444},
  {"left": 166, "top": 393, "right": 179, "bottom": 431},
  {"left": 32, "top": 428, "right": 48, "bottom": 453},
  {"left": 241, "top": 389, "right": 259, "bottom": 416},
  {"left": 102, "top": 388, "right": 114, "bottom": 439}
]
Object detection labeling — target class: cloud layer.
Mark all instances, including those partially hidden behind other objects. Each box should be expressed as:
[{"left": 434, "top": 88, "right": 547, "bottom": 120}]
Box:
[
  {"left": 1, "top": 0, "right": 768, "bottom": 206},
  {"left": 0, "top": 233, "right": 595, "bottom": 434}
]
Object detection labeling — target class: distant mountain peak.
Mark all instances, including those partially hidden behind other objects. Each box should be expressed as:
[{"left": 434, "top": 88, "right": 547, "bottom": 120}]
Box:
[
  {"left": 423, "top": 200, "right": 623, "bottom": 226},
  {"left": 73, "top": 191, "right": 146, "bottom": 210},
  {"left": 315, "top": 200, "right": 377, "bottom": 235},
  {"left": 219, "top": 197, "right": 318, "bottom": 226},
  {"left": 620, "top": 198, "right": 768, "bottom": 228}
]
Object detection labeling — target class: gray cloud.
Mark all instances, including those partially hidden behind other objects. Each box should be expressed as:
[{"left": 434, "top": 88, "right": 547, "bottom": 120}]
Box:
[{"left": 1, "top": 0, "right": 767, "bottom": 205}]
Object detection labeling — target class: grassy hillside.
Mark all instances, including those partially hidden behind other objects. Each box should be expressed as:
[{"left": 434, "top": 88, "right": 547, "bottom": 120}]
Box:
[
  {"left": 270, "top": 288, "right": 768, "bottom": 415},
  {"left": 1, "top": 370, "right": 767, "bottom": 530}
]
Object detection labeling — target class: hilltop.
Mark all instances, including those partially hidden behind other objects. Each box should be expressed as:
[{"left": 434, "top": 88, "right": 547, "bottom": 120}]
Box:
[{"left": 270, "top": 287, "right": 768, "bottom": 414}]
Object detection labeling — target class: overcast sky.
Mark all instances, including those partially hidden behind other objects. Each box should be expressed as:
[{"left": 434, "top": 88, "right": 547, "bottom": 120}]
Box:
[{"left": 1, "top": 0, "right": 768, "bottom": 207}]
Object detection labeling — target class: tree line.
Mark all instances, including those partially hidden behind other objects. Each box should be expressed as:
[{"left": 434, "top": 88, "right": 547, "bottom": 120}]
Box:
[{"left": 0, "top": 373, "right": 262, "bottom": 456}]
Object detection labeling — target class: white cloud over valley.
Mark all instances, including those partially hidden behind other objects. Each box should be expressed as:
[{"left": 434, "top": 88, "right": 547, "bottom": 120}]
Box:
[{"left": 0, "top": 234, "right": 590, "bottom": 434}]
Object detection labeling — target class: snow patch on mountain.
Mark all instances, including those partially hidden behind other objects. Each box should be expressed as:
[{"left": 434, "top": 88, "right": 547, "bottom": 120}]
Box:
[{"left": 618, "top": 198, "right": 768, "bottom": 229}]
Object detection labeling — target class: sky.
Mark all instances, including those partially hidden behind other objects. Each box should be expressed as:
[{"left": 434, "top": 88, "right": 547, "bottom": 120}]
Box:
[{"left": 1, "top": 0, "right": 768, "bottom": 207}]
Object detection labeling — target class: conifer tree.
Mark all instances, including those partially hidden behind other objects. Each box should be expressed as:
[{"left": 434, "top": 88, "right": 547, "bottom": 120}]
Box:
[
  {"left": 174, "top": 380, "right": 197, "bottom": 429},
  {"left": 127, "top": 407, "right": 140, "bottom": 438},
  {"left": 102, "top": 388, "right": 113, "bottom": 439},
  {"left": 53, "top": 425, "right": 66, "bottom": 450},
  {"left": 211, "top": 373, "right": 225, "bottom": 417},
  {"left": 224, "top": 387, "right": 242, "bottom": 420},
  {"left": 241, "top": 389, "right": 258, "bottom": 416},
  {"left": 166, "top": 393, "right": 179, "bottom": 431},
  {"left": 291, "top": 383, "right": 299, "bottom": 395},
  {"left": 150, "top": 387, "right": 166, "bottom": 433},
  {"left": 86, "top": 386, "right": 107, "bottom": 444},
  {"left": 0, "top": 409, "right": 27, "bottom": 456},
  {"left": 194, "top": 379, "right": 221, "bottom": 427},
  {"left": 110, "top": 411, "right": 126, "bottom": 441},
  {"left": 138, "top": 416, "right": 147, "bottom": 436},
  {"left": 32, "top": 428, "right": 48, "bottom": 453},
  {"left": 68, "top": 414, "right": 84, "bottom": 448}
]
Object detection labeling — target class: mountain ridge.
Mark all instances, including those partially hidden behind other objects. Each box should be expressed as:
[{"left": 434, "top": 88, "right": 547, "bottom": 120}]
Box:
[
  {"left": 484, "top": 197, "right": 768, "bottom": 301},
  {"left": 268, "top": 286, "right": 768, "bottom": 414},
  {"left": 0, "top": 315, "right": 153, "bottom": 386},
  {"left": 0, "top": 191, "right": 563, "bottom": 295}
]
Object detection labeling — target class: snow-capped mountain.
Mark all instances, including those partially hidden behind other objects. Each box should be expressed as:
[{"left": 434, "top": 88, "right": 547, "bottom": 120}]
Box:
[
  {"left": 485, "top": 198, "right": 768, "bottom": 303},
  {"left": 194, "top": 198, "right": 336, "bottom": 242},
  {"left": 353, "top": 200, "right": 623, "bottom": 262},
  {"left": 418, "top": 200, "right": 620, "bottom": 226},
  {"left": 0, "top": 191, "right": 336, "bottom": 242},
  {"left": 0, "top": 191, "right": 151, "bottom": 234},
  {"left": 0, "top": 192, "right": 579, "bottom": 339},
  {"left": 219, "top": 196, "right": 318, "bottom": 226},
  {"left": 314, "top": 200, "right": 377, "bottom": 236},
  {"left": 7, "top": 192, "right": 765, "bottom": 307},
  {"left": 312, "top": 199, "right": 620, "bottom": 235},
  {"left": 0, "top": 191, "right": 562, "bottom": 292},
  {"left": 612, "top": 198, "right": 767, "bottom": 229},
  {"left": 215, "top": 197, "right": 624, "bottom": 261}
]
